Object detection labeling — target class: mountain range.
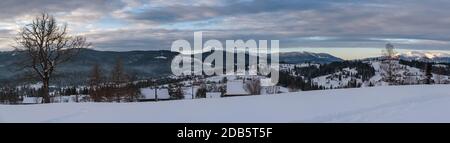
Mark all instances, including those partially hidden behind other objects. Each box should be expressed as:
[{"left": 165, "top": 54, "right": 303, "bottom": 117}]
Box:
[
  {"left": 397, "top": 51, "right": 450, "bottom": 63},
  {"left": 0, "top": 49, "right": 342, "bottom": 84},
  {"left": 2, "top": 48, "right": 450, "bottom": 85}
]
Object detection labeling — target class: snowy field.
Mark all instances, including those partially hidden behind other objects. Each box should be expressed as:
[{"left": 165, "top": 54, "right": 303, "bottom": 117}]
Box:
[{"left": 1, "top": 85, "right": 450, "bottom": 123}]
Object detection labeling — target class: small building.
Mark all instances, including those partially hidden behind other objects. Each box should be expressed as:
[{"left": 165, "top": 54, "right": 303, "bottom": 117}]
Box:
[
  {"left": 22, "top": 97, "right": 43, "bottom": 104},
  {"left": 206, "top": 92, "right": 222, "bottom": 98},
  {"left": 225, "top": 81, "right": 249, "bottom": 97},
  {"left": 139, "top": 88, "right": 170, "bottom": 102},
  {"left": 261, "top": 86, "right": 281, "bottom": 94}
]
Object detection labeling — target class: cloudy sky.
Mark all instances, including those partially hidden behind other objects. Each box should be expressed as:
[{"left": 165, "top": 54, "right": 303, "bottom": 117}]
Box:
[{"left": 1, "top": 0, "right": 450, "bottom": 59}]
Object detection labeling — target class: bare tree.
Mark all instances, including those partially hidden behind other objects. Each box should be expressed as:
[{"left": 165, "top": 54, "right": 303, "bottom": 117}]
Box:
[
  {"left": 382, "top": 43, "right": 398, "bottom": 85},
  {"left": 15, "top": 13, "right": 90, "bottom": 103},
  {"left": 109, "top": 57, "right": 140, "bottom": 102},
  {"left": 111, "top": 57, "right": 128, "bottom": 84},
  {"left": 434, "top": 66, "right": 445, "bottom": 84},
  {"left": 89, "top": 63, "right": 103, "bottom": 102},
  {"left": 245, "top": 78, "right": 261, "bottom": 95},
  {"left": 383, "top": 43, "right": 397, "bottom": 59},
  {"left": 89, "top": 63, "right": 103, "bottom": 86}
]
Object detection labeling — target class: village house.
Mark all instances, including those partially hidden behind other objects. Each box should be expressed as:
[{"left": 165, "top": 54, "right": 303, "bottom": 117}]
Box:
[{"left": 138, "top": 88, "right": 170, "bottom": 102}]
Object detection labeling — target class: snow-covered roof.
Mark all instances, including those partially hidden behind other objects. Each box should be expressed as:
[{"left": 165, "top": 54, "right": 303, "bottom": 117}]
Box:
[
  {"left": 22, "top": 97, "right": 43, "bottom": 104},
  {"left": 433, "top": 64, "right": 448, "bottom": 68},
  {"left": 206, "top": 92, "right": 222, "bottom": 98},
  {"left": 226, "top": 81, "right": 248, "bottom": 95},
  {"left": 140, "top": 88, "right": 170, "bottom": 99}
]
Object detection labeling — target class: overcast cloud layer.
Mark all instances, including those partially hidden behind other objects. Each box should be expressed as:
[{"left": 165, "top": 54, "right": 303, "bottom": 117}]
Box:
[{"left": 1, "top": 0, "right": 450, "bottom": 53}]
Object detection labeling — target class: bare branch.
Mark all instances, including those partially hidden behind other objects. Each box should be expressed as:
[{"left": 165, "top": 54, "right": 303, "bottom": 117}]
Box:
[{"left": 14, "top": 13, "right": 91, "bottom": 103}]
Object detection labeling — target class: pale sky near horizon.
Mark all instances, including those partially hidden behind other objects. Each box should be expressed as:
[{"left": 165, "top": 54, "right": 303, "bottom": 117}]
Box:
[
  {"left": 1, "top": 0, "right": 450, "bottom": 59},
  {"left": 286, "top": 47, "right": 450, "bottom": 60}
]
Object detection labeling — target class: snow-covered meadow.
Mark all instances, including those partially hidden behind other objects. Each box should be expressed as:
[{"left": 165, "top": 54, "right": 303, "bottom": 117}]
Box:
[{"left": 1, "top": 85, "right": 450, "bottom": 123}]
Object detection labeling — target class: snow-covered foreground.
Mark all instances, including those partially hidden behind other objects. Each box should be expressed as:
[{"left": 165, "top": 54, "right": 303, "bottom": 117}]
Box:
[{"left": 1, "top": 85, "right": 450, "bottom": 123}]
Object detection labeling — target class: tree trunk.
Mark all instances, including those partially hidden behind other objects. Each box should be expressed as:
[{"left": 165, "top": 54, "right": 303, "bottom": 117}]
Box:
[
  {"left": 42, "top": 78, "right": 51, "bottom": 103},
  {"left": 155, "top": 87, "right": 158, "bottom": 102}
]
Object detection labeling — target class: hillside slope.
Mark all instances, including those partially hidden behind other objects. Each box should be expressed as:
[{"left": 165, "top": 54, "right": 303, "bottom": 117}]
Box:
[
  {"left": 1, "top": 85, "right": 450, "bottom": 123},
  {"left": 0, "top": 49, "right": 341, "bottom": 84}
]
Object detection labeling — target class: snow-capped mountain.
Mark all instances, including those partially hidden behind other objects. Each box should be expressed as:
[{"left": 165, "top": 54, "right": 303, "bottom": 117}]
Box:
[{"left": 397, "top": 51, "right": 450, "bottom": 63}]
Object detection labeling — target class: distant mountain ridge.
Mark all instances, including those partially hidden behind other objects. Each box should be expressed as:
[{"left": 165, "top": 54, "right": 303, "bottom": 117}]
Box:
[
  {"left": 189, "top": 50, "right": 343, "bottom": 64},
  {"left": 279, "top": 51, "right": 343, "bottom": 64},
  {"left": 397, "top": 51, "right": 450, "bottom": 63},
  {"left": 360, "top": 51, "right": 450, "bottom": 63},
  {"left": 0, "top": 49, "right": 179, "bottom": 84},
  {"left": 0, "top": 49, "right": 342, "bottom": 84}
]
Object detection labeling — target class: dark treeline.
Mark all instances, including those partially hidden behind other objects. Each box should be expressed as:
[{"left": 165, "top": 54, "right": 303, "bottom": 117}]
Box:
[
  {"left": 278, "top": 71, "right": 322, "bottom": 91},
  {"left": 0, "top": 62, "right": 207, "bottom": 104},
  {"left": 399, "top": 59, "right": 450, "bottom": 75},
  {"left": 0, "top": 85, "right": 90, "bottom": 104},
  {"left": 278, "top": 61, "right": 376, "bottom": 91},
  {"left": 0, "top": 86, "right": 20, "bottom": 104},
  {"left": 290, "top": 61, "right": 375, "bottom": 81}
]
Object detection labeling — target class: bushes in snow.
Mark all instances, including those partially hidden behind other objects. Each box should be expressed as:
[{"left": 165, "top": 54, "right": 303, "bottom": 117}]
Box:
[
  {"left": 169, "top": 83, "right": 184, "bottom": 100},
  {"left": 0, "top": 86, "right": 20, "bottom": 104},
  {"left": 196, "top": 85, "right": 207, "bottom": 98},
  {"left": 245, "top": 78, "right": 261, "bottom": 95},
  {"left": 88, "top": 59, "right": 140, "bottom": 102}
]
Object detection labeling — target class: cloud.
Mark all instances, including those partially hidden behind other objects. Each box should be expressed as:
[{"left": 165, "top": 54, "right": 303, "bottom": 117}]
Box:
[
  {"left": 1, "top": 0, "right": 450, "bottom": 52},
  {"left": 121, "top": 0, "right": 335, "bottom": 23},
  {"left": 0, "top": 0, "right": 124, "bottom": 19}
]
